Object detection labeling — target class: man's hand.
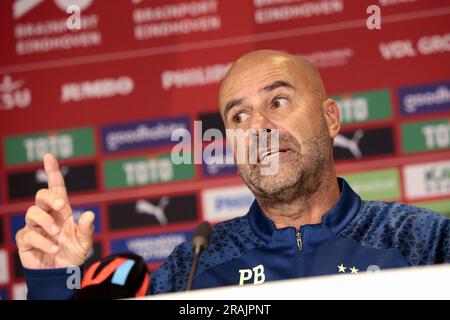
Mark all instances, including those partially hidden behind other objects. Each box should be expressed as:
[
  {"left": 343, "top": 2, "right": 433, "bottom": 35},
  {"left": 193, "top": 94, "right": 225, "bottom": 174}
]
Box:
[{"left": 16, "top": 153, "right": 95, "bottom": 269}]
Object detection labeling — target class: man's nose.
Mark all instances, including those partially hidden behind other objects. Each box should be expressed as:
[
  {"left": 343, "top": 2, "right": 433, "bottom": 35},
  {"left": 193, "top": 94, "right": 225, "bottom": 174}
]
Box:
[{"left": 248, "top": 111, "right": 277, "bottom": 132}]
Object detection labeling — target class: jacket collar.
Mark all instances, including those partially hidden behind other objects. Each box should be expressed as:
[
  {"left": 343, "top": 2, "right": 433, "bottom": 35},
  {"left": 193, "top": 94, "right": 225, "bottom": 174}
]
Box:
[{"left": 247, "top": 177, "right": 362, "bottom": 243}]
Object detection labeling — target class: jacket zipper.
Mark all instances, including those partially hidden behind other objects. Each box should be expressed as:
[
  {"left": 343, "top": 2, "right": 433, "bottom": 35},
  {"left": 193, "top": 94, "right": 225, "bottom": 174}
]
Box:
[{"left": 296, "top": 230, "right": 303, "bottom": 252}]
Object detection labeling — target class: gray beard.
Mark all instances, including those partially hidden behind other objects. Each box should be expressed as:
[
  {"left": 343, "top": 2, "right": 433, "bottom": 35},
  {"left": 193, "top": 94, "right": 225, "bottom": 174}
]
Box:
[{"left": 237, "top": 133, "right": 331, "bottom": 209}]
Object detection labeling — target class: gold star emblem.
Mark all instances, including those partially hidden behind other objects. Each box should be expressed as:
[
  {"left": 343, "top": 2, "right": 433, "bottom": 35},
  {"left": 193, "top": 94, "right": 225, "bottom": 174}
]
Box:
[
  {"left": 337, "top": 264, "right": 347, "bottom": 273},
  {"left": 350, "top": 266, "right": 359, "bottom": 274}
]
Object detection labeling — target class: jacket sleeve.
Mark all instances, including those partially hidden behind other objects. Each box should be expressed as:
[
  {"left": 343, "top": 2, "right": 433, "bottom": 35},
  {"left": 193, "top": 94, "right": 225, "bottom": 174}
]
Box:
[
  {"left": 409, "top": 209, "right": 450, "bottom": 265},
  {"left": 437, "top": 217, "right": 450, "bottom": 264},
  {"left": 24, "top": 266, "right": 83, "bottom": 300},
  {"left": 24, "top": 241, "right": 192, "bottom": 299}
]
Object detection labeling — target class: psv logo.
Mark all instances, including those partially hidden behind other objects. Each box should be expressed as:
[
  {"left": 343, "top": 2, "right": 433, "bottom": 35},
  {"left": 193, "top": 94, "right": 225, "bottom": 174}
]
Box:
[{"left": 238, "top": 264, "right": 265, "bottom": 285}]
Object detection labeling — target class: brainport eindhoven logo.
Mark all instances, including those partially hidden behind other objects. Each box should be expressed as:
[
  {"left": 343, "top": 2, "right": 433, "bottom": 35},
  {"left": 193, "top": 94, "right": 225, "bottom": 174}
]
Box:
[
  {"left": 170, "top": 121, "right": 281, "bottom": 176},
  {"left": 13, "top": 0, "right": 93, "bottom": 19}
]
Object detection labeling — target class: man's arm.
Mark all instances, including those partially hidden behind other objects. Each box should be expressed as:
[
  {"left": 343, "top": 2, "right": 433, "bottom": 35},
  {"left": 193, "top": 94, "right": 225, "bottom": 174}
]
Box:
[
  {"left": 24, "top": 267, "right": 83, "bottom": 300},
  {"left": 16, "top": 154, "right": 94, "bottom": 300}
]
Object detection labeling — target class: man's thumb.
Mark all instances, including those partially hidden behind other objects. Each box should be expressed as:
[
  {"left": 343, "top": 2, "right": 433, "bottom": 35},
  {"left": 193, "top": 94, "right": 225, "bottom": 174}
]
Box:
[{"left": 76, "top": 211, "right": 95, "bottom": 250}]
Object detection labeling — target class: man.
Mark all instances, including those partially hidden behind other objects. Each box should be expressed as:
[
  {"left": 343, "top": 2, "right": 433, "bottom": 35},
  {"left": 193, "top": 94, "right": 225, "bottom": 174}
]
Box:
[{"left": 18, "top": 50, "right": 449, "bottom": 299}]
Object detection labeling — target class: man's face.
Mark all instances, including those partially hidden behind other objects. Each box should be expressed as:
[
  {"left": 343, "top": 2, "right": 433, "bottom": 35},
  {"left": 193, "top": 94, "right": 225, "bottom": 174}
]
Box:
[{"left": 219, "top": 56, "right": 333, "bottom": 201}]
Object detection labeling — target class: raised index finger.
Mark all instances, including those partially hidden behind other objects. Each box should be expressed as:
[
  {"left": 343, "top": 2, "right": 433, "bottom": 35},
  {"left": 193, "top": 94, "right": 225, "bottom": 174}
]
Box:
[{"left": 43, "top": 153, "right": 68, "bottom": 200}]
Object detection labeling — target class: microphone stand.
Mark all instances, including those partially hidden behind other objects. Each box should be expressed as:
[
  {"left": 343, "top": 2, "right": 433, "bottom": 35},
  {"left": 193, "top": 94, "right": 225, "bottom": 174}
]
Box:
[{"left": 186, "top": 221, "right": 211, "bottom": 291}]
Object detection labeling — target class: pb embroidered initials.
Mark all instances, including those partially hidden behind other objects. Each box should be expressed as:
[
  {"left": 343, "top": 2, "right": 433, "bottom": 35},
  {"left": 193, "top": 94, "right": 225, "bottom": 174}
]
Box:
[{"left": 238, "top": 264, "right": 265, "bottom": 285}]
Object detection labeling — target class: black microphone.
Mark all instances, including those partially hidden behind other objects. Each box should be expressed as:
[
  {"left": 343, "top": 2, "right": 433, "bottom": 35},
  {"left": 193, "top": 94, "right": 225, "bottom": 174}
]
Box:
[
  {"left": 74, "top": 252, "right": 150, "bottom": 300},
  {"left": 186, "top": 221, "right": 212, "bottom": 291}
]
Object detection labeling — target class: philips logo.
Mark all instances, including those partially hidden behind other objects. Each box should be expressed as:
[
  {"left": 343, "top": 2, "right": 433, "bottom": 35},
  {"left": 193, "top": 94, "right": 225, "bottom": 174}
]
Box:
[{"left": 161, "top": 63, "right": 231, "bottom": 90}]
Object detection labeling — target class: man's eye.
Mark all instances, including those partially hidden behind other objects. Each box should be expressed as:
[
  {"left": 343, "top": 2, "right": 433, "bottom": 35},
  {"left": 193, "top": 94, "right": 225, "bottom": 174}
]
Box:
[
  {"left": 233, "top": 112, "right": 249, "bottom": 123},
  {"left": 272, "top": 97, "right": 288, "bottom": 109}
]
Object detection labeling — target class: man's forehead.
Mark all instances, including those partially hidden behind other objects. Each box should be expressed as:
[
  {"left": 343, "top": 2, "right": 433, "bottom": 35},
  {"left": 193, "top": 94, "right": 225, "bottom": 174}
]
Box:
[{"left": 219, "top": 59, "right": 298, "bottom": 107}]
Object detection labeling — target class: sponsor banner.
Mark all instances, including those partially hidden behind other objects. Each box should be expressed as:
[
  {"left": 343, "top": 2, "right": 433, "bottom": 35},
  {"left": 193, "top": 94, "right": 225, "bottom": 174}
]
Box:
[
  {"left": 342, "top": 168, "right": 401, "bottom": 201},
  {"left": 0, "top": 51, "right": 239, "bottom": 135},
  {"left": 0, "top": 288, "right": 7, "bottom": 300},
  {"left": 110, "top": 231, "right": 191, "bottom": 264},
  {"left": 132, "top": 0, "right": 223, "bottom": 43},
  {"left": 7, "top": 163, "right": 97, "bottom": 200},
  {"left": 0, "top": 0, "right": 250, "bottom": 65},
  {"left": 101, "top": 115, "right": 191, "bottom": 153},
  {"left": 161, "top": 62, "right": 231, "bottom": 91},
  {"left": 0, "top": 249, "right": 9, "bottom": 285},
  {"left": 412, "top": 199, "right": 450, "bottom": 218},
  {"left": 3, "top": 127, "right": 95, "bottom": 167},
  {"left": 252, "top": 0, "right": 450, "bottom": 30},
  {"left": 403, "top": 160, "right": 450, "bottom": 200},
  {"left": 2, "top": 0, "right": 447, "bottom": 65},
  {"left": 333, "top": 126, "right": 395, "bottom": 161},
  {"left": 9, "top": 205, "right": 101, "bottom": 244},
  {"left": 202, "top": 185, "right": 254, "bottom": 222},
  {"left": 103, "top": 153, "right": 195, "bottom": 190},
  {"left": 378, "top": 31, "right": 450, "bottom": 62},
  {"left": 255, "top": 14, "right": 450, "bottom": 94},
  {"left": 398, "top": 81, "right": 450, "bottom": 116},
  {"left": 253, "top": 0, "right": 346, "bottom": 29},
  {"left": 1, "top": 15, "right": 448, "bottom": 137},
  {"left": 108, "top": 194, "right": 198, "bottom": 230},
  {"left": 60, "top": 75, "right": 135, "bottom": 104},
  {"left": 4, "top": 0, "right": 101, "bottom": 60},
  {"left": 331, "top": 89, "right": 392, "bottom": 125},
  {"left": 401, "top": 119, "right": 450, "bottom": 154},
  {"left": 298, "top": 47, "right": 354, "bottom": 69}
]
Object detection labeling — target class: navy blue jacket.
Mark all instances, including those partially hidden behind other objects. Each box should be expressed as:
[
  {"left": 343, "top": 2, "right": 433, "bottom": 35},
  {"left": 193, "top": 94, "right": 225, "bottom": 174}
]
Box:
[{"left": 24, "top": 178, "right": 450, "bottom": 299}]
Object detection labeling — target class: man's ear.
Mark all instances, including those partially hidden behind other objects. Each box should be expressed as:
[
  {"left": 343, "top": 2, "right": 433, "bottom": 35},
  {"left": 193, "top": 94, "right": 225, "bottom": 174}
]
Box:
[{"left": 322, "top": 98, "right": 340, "bottom": 139}]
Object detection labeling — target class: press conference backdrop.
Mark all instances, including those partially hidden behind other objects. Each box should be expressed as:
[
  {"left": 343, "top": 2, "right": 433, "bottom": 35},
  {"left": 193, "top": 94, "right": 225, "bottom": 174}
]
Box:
[{"left": 0, "top": 0, "right": 449, "bottom": 300}]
